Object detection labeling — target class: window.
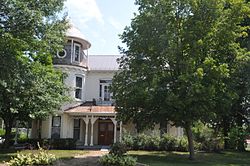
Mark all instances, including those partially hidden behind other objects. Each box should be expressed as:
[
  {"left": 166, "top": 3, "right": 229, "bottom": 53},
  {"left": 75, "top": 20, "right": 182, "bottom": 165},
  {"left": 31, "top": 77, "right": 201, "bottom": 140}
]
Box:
[
  {"left": 73, "top": 119, "right": 80, "bottom": 140},
  {"left": 73, "top": 43, "right": 81, "bottom": 62},
  {"left": 57, "top": 49, "right": 67, "bottom": 58},
  {"left": 51, "top": 116, "right": 61, "bottom": 139},
  {"left": 75, "top": 76, "right": 83, "bottom": 100},
  {"left": 99, "top": 79, "right": 112, "bottom": 101}
]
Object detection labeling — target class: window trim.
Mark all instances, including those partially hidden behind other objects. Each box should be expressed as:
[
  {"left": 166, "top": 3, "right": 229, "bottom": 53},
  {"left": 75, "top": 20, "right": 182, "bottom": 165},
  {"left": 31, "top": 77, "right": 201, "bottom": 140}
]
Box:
[{"left": 73, "top": 43, "right": 81, "bottom": 62}]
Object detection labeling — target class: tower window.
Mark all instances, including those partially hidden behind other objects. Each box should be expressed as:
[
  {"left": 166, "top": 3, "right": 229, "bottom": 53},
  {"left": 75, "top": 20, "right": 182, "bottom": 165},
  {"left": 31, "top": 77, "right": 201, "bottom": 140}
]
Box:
[{"left": 73, "top": 43, "right": 81, "bottom": 62}]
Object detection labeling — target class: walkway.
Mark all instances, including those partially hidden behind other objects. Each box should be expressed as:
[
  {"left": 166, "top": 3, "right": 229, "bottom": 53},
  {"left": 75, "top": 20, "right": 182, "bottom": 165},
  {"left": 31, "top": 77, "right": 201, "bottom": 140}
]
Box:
[{"left": 54, "top": 150, "right": 108, "bottom": 166}]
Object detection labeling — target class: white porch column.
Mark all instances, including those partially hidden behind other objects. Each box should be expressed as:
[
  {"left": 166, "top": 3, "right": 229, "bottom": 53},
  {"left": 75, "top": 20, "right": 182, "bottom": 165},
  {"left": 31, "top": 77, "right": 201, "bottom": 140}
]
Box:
[
  {"left": 83, "top": 116, "right": 89, "bottom": 146},
  {"left": 119, "top": 121, "right": 123, "bottom": 142},
  {"left": 90, "top": 116, "right": 98, "bottom": 146},
  {"left": 110, "top": 118, "right": 117, "bottom": 143}
]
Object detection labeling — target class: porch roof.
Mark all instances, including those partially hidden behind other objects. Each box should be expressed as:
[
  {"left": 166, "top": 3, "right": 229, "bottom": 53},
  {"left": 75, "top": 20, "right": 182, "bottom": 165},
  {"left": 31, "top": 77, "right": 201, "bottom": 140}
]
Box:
[{"left": 64, "top": 106, "right": 116, "bottom": 115}]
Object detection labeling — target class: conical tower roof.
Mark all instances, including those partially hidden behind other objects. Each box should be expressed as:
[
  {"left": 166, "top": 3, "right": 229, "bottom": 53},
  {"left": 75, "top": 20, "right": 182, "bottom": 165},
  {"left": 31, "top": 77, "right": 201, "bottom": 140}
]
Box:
[{"left": 66, "top": 22, "right": 91, "bottom": 49}]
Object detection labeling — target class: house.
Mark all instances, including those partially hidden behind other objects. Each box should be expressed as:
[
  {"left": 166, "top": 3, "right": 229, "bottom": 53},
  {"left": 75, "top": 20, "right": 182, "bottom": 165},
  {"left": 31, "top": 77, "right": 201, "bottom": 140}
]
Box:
[{"left": 31, "top": 24, "right": 183, "bottom": 146}]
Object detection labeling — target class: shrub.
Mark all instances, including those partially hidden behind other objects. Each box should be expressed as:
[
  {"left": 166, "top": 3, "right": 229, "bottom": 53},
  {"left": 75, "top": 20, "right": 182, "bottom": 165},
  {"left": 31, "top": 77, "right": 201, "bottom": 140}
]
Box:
[
  {"left": 122, "top": 132, "right": 134, "bottom": 149},
  {"left": 6, "top": 147, "right": 56, "bottom": 166},
  {"left": 176, "top": 137, "right": 188, "bottom": 152},
  {"left": 110, "top": 142, "right": 128, "bottom": 156},
  {"left": 99, "top": 154, "right": 137, "bottom": 166},
  {"left": 0, "top": 129, "right": 5, "bottom": 137},
  {"left": 160, "top": 134, "right": 178, "bottom": 151},
  {"left": 192, "top": 122, "right": 224, "bottom": 152},
  {"left": 16, "top": 138, "right": 76, "bottom": 150},
  {"left": 49, "top": 138, "right": 76, "bottom": 149}
]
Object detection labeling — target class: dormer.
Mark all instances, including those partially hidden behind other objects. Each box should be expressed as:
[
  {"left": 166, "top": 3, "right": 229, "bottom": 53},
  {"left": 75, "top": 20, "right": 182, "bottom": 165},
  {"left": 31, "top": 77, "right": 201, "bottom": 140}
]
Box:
[{"left": 53, "top": 23, "right": 91, "bottom": 68}]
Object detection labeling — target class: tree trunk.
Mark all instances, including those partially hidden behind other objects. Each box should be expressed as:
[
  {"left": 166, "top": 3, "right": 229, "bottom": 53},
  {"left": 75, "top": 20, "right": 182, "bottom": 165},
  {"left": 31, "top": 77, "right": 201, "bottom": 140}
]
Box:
[
  {"left": 222, "top": 117, "right": 230, "bottom": 150},
  {"left": 236, "top": 112, "right": 246, "bottom": 152},
  {"left": 185, "top": 124, "right": 195, "bottom": 160},
  {"left": 3, "top": 118, "right": 13, "bottom": 148}
]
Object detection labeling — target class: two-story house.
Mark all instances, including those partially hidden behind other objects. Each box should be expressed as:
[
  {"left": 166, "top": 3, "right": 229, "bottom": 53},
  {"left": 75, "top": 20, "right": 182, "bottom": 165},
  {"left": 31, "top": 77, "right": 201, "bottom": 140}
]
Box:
[{"left": 31, "top": 24, "right": 183, "bottom": 146}]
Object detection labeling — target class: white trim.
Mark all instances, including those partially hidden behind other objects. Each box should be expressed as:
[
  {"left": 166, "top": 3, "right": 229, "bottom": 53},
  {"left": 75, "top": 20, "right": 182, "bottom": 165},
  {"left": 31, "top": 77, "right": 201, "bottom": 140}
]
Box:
[
  {"left": 71, "top": 39, "right": 74, "bottom": 63},
  {"left": 57, "top": 49, "right": 67, "bottom": 58},
  {"left": 110, "top": 118, "right": 117, "bottom": 144},
  {"left": 90, "top": 116, "right": 98, "bottom": 146},
  {"left": 119, "top": 121, "right": 123, "bottom": 142}
]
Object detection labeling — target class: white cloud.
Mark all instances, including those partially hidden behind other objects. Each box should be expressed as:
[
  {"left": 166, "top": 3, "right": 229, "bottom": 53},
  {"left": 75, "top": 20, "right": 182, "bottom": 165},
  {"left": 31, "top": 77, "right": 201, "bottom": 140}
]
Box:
[
  {"left": 65, "top": 0, "right": 104, "bottom": 24},
  {"left": 108, "top": 17, "right": 123, "bottom": 30}
]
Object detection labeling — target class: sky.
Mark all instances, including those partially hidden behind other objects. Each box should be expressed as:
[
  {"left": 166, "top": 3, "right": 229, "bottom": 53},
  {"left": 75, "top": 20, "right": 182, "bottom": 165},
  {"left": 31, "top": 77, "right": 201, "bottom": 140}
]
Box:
[{"left": 64, "top": 0, "right": 138, "bottom": 55}]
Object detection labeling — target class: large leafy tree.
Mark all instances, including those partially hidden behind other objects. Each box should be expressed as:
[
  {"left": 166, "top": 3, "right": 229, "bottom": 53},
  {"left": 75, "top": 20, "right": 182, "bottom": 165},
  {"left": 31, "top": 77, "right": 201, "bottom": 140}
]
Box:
[
  {"left": 113, "top": 0, "right": 250, "bottom": 159},
  {"left": 0, "top": 0, "right": 68, "bottom": 147}
]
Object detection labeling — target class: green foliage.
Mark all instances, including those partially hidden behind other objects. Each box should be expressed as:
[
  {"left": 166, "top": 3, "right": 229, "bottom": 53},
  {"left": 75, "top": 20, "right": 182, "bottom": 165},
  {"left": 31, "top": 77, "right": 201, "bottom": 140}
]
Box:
[
  {"left": 49, "top": 139, "right": 76, "bottom": 150},
  {"left": 110, "top": 142, "right": 128, "bottom": 156},
  {"left": 113, "top": 0, "right": 250, "bottom": 158},
  {"left": 15, "top": 139, "right": 77, "bottom": 150},
  {"left": 228, "top": 126, "right": 249, "bottom": 150},
  {"left": 99, "top": 154, "right": 137, "bottom": 166},
  {"left": 0, "top": 0, "right": 69, "bottom": 147},
  {"left": 160, "top": 134, "right": 178, "bottom": 151},
  {"left": 6, "top": 148, "right": 56, "bottom": 166},
  {"left": 0, "top": 129, "right": 5, "bottom": 137},
  {"left": 133, "top": 134, "right": 161, "bottom": 151},
  {"left": 192, "top": 122, "right": 224, "bottom": 152}
]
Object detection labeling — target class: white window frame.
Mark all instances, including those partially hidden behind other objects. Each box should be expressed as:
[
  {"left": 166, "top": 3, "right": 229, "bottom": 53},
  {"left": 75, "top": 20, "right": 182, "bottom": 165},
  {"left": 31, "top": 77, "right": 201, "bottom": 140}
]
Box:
[
  {"left": 73, "top": 43, "right": 81, "bottom": 62},
  {"left": 75, "top": 75, "right": 83, "bottom": 100}
]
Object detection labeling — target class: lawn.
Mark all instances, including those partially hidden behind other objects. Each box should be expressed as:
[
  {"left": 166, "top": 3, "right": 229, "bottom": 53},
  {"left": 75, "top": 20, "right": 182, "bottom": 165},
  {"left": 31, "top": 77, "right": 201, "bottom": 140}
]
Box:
[
  {"left": 129, "top": 150, "right": 250, "bottom": 166},
  {"left": 0, "top": 149, "right": 88, "bottom": 163}
]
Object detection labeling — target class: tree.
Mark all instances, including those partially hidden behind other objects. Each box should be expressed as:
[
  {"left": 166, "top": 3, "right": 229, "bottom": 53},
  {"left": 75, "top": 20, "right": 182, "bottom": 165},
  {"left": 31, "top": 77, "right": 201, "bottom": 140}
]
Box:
[
  {"left": 0, "top": 0, "right": 68, "bottom": 147},
  {"left": 113, "top": 0, "right": 250, "bottom": 159}
]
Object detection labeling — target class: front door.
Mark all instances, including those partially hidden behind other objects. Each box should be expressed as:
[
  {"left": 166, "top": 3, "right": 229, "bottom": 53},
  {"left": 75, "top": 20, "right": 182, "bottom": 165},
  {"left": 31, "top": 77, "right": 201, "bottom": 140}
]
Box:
[{"left": 98, "top": 122, "right": 114, "bottom": 145}]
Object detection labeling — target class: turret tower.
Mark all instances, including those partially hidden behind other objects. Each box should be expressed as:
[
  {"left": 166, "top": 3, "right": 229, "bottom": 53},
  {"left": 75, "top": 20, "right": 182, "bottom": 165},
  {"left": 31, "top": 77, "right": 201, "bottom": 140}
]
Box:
[{"left": 53, "top": 23, "right": 91, "bottom": 105}]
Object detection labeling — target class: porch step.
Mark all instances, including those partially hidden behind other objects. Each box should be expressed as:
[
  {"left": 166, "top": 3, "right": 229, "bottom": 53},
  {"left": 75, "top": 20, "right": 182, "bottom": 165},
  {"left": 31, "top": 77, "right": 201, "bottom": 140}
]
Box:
[{"left": 100, "top": 146, "right": 110, "bottom": 152}]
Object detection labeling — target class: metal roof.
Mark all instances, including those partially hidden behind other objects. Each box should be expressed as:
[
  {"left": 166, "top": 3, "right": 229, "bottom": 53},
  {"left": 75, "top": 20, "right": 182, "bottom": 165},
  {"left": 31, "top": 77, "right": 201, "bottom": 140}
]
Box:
[
  {"left": 88, "top": 55, "right": 121, "bottom": 71},
  {"left": 65, "top": 106, "right": 115, "bottom": 114}
]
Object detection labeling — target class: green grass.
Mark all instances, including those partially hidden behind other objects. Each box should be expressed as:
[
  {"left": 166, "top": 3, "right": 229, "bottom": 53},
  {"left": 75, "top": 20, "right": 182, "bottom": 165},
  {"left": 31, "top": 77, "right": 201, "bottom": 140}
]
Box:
[
  {"left": 0, "top": 149, "right": 88, "bottom": 163},
  {"left": 128, "top": 150, "right": 250, "bottom": 166}
]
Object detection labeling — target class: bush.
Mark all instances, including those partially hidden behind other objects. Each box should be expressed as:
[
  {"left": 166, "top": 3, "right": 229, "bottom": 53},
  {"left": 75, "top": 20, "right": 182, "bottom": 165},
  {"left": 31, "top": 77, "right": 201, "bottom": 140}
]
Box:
[
  {"left": 110, "top": 142, "right": 128, "bottom": 156},
  {"left": 192, "top": 122, "right": 224, "bottom": 152},
  {"left": 99, "top": 154, "right": 137, "bottom": 166},
  {"left": 122, "top": 132, "right": 134, "bottom": 150},
  {"left": 133, "top": 134, "right": 161, "bottom": 150},
  {"left": 176, "top": 137, "right": 188, "bottom": 152},
  {"left": 160, "top": 134, "right": 178, "bottom": 151},
  {"left": 49, "top": 138, "right": 76, "bottom": 149},
  {"left": 6, "top": 147, "right": 56, "bottom": 166},
  {"left": 16, "top": 138, "right": 76, "bottom": 150},
  {"left": 0, "top": 129, "right": 5, "bottom": 137},
  {"left": 228, "top": 126, "right": 249, "bottom": 150}
]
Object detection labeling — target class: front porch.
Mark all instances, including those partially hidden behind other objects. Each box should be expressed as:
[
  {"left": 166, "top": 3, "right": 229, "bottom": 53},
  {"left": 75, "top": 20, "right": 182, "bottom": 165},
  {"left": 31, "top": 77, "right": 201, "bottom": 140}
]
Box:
[{"left": 50, "top": 106, "right": 122, "bottom": 146}]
